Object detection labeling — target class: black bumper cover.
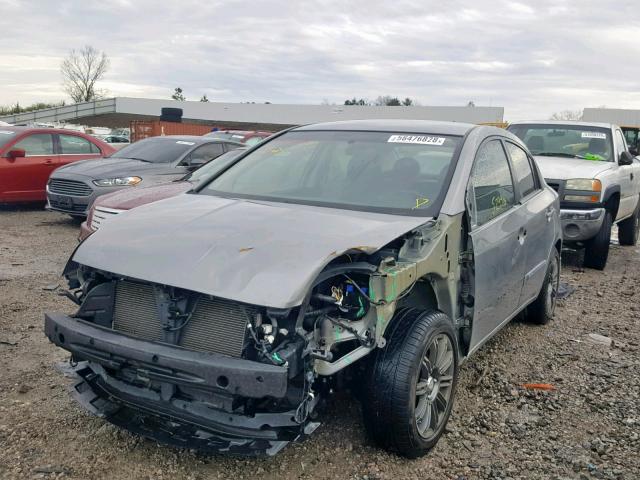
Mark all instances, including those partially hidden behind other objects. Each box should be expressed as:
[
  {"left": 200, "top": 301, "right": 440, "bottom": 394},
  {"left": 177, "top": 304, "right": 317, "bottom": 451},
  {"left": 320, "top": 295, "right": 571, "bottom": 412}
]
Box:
[{"left": 45, "top": 313, "right": 317, "bottom": 456}]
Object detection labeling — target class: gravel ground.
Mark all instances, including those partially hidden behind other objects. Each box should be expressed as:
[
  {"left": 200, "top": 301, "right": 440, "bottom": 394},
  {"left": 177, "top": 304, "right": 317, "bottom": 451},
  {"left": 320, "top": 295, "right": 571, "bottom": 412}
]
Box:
[{"left": 1, "top": 207, "right": 639, "bottom": 480}]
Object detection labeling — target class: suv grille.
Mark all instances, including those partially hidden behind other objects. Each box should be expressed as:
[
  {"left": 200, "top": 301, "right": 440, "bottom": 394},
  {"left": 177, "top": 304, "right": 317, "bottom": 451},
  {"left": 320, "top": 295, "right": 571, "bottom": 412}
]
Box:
[
  {"left": 112, "top": 281, "right": 256, "bottom": 357},
  {"left": 91, "top": 207, "right": 124, "bottom": 231},
  {"left": 49, "top": 179, "right": 93, "bottom": 197}
]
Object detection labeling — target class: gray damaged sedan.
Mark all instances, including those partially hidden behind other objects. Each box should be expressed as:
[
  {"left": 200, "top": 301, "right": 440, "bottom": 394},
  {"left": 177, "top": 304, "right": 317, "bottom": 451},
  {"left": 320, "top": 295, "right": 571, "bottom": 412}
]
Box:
[
  {"left": 45, "top": 120, "right": 562, "bottom": 457},
  {"left": 46, "top": 135, "right": 243, "bottom": 217}
]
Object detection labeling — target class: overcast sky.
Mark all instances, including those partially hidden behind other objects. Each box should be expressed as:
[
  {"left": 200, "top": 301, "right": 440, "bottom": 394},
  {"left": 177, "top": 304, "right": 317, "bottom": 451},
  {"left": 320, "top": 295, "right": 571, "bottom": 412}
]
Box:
[{"left": 1, "top": 0, "right": 639, "bottom": 120}]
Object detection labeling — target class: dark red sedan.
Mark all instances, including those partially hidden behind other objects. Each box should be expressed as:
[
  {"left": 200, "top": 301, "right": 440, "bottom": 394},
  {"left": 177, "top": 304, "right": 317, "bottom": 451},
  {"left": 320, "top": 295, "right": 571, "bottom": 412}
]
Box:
[{"left": 0, "top": 126, "right": 115, "bottom": 203}]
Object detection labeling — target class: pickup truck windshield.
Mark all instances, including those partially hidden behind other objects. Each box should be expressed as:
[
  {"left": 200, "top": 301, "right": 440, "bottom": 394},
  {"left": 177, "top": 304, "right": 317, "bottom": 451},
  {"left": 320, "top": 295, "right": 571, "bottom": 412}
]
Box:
[
  {"left": 200, "top": 130, "right": 461, "bottom": 215},
  {"left": 508, "top": 124, "right": 614, "bottom": 162}
]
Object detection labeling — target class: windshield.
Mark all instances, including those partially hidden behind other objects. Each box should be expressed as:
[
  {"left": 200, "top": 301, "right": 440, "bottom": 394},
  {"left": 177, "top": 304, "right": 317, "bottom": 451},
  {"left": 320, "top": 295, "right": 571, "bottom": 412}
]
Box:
[
  {"left": 187, "top": 149, "right": 246, "bottom": 183},
  {"left": 205, "top": 132, "right": 246, "bottom": 142},
  {"left": 0, "top": 129, "right": 17, "bottom": 150},
  {"left": 200, "top": 130, "right": 461, "bottom": 215},
  {"left": 508, "top": 124, "right": 613, "bottom": 162},
  {"left": 110, "top": 137, "right": 197, "bottom": 163}
]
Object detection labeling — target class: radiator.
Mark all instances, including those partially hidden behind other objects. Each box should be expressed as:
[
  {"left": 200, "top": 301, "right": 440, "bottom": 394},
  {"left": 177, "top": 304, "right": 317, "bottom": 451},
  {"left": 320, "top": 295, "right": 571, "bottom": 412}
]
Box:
[{"left": 112, "top": 281, "right": 255, "bottom": 357}]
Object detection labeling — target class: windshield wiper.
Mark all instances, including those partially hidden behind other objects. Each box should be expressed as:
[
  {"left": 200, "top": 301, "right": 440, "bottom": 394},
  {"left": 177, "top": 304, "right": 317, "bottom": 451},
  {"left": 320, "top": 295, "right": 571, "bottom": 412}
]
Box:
[
  {"left": 116, "top": 156, "right": 152, "bottom": 162},
  {"left": 535, "top": 152, "right": 579, "bottom": 158}
]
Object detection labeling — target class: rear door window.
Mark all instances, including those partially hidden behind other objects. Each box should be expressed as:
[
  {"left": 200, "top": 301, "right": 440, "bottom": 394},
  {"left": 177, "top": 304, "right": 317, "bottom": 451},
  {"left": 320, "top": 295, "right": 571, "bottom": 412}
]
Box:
[
  {"left": 59, "top": 134, "right": 100, "bottom": 154},
  {"left": 13, "top": 134, "right": 55, "bottom": 155},
  {"left": 505, "top": 142, "right": 537, "bottom": 198}
]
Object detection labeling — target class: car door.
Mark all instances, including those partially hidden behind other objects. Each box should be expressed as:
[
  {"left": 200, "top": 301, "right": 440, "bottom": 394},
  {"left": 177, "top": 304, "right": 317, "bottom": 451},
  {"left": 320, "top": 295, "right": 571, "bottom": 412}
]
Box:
[
  {"left": 504, "top": 141, "right": 556, "bottom": 305},
  {"left": 467, "top": 138, "right": 528, "bottom": 354},
  {"left": 1, "top": 133, "right": 58, "bottom": 202},
  {"left": 57, "top": 133, "right": 103, "bottom": 168},
  {"left": 614, "top": 128, "right": 636, "bottom": 220}
]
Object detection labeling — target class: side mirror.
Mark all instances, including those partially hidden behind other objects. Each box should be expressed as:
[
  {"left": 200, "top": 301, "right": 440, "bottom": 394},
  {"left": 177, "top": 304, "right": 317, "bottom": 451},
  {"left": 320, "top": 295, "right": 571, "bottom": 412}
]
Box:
[
  {"left": 6, "top": 148, "right": 26, "bottom": 160},
  {"left": 619, "top": 151, "right": 634, "bottom": 165}
]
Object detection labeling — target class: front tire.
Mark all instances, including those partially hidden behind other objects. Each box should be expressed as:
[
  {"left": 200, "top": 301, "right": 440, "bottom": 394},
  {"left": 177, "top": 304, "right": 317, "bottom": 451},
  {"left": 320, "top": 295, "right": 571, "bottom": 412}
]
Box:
[
  {"left": 363, "top": 308, "right": 458, "bottom": 458},
  {"left": 526, "top": 248, "right": 560, "bottom": 325},
  {"left": 618, "top": 200, "right": 640, "bottom": 246},
  {"left": 584, "top": 210, "right": 612, "bottom": 270}
]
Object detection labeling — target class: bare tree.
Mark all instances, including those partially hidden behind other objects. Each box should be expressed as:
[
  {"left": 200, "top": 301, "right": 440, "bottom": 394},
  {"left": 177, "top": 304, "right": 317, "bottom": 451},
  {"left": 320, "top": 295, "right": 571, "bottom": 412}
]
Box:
[
  {"left": 171, "top": 87, "right": 186, "bottom": 101},
  {"left": 550, "top": 109, "right": 583, "bottom": 121},
  {"left": 61, "top": 46, "right": 110, "bottom": 103}
]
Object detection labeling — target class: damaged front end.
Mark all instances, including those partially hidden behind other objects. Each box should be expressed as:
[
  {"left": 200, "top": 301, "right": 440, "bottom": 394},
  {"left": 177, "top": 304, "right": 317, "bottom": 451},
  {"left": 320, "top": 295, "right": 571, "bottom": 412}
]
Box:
[{"left": 45, "top": 218, "right": 456, "bottom": 456}]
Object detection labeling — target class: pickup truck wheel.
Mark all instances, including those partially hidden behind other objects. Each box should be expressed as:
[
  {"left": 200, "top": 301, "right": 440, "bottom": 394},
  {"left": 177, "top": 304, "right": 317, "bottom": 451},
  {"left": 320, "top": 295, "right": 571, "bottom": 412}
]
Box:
[
  {"left": 526, "top": 249, "right": 560, "bottom": 325},
  {"left": 618, "top": 201, "right": 640, "bottom": 246},
  {"left": 362, "top": 308, "right": 458, "bottom": 458},
  {"left": 583, "top": 210, "right": 612, "bottom": 270}
]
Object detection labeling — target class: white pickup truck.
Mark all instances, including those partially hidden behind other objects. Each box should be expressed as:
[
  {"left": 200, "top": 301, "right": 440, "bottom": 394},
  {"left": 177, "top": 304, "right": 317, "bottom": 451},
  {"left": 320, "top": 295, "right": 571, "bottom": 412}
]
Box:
[{"left": 508, "top": 121, "right": 640, "bottom": 269}]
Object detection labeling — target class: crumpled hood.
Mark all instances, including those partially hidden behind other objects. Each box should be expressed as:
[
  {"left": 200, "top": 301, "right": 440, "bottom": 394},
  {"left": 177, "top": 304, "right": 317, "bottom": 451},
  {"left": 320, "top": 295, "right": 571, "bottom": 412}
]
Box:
[
  {"left": 54, "top": 157, "right": 162, "bottom": 178},
  {"left": 95, "top": 181, "right": 192, "bottom": 210},
  {"left": 73, "top": 194, "right": 429, "bottom": 308},
  {"left": 534, "top": 156, "right": 614, "bottom": 180}
]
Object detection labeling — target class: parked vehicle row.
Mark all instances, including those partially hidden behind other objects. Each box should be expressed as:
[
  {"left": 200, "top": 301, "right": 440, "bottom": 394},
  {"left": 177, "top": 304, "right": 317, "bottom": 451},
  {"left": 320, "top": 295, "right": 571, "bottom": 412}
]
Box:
[
  {"left": 45, "top": 119, "right": 564, "bottom": 458},
  {"left": 46, "top": 135, "right": 243, "bottom": 217},
  {"left": 79, "top": 147, "right": 247, "bottom": 240}
]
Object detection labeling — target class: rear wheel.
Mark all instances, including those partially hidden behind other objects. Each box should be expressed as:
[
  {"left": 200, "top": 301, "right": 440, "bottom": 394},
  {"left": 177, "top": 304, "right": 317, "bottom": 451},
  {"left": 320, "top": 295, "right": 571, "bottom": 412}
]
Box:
[
  {"left": 526, "top": 249, "right": 560, "bottom": 325},
  {"left": 618, "top": 200, "right": 640, "bottom": 246},
  {"left": 584, "top": 210, "right": 612, "bottom": 270},
  {"left": 363, "top": 308, "right": 458, "bottom": 458}
]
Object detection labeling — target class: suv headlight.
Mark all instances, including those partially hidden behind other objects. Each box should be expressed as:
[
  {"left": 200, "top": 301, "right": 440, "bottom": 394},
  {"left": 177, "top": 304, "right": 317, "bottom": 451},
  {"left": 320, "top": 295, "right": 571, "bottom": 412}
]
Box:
[
  {"left": 564, "top": 178, "right": 601, "bottom": 203},
  {"left": 93, "top": 176, "right": 142, "bottom": 187}
]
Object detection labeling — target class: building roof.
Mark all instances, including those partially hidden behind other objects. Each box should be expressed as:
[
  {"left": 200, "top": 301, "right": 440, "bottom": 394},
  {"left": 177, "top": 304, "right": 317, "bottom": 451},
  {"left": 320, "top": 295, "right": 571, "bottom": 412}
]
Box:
[
  {"left": 295, "top": 119, "right": 475, "bottom": 135},
  {"left": 0, "top": 97, "right": 505, "bottom": 131},
  {"left": 509, "top": 120, "right": 614, "bottom": 129}
]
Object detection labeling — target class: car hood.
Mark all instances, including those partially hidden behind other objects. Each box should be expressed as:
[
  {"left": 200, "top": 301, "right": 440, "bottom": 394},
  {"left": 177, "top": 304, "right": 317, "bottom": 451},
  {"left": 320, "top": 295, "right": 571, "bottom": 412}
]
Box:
[
  {"left": 54, "top": 157, "right": 166, "bottom": 178},
  {"left": 534, "top": 156, "right": 615, "bottom": 180},
  {"left": 95, "top": 181, "right": 192, "bottom": 210},
  {"left": 73, "top": 194, "right": 429, "bottom": 308}
]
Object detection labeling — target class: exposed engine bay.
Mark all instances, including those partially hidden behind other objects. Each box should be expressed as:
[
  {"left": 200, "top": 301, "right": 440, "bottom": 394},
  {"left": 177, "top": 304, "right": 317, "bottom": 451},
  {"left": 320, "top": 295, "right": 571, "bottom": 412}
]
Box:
[{"left": 45, "top": 216, "right": 463, "bottom": 456}]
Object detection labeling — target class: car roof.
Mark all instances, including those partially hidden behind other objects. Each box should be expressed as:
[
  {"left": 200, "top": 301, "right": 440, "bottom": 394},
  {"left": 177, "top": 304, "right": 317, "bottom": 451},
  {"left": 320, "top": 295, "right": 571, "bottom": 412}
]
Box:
[
  {"left": 293, "top": 119, "right": 476, "bottom": 136},
  {"left": 0, "top": 126, "right": 94, "bottom": 135},
  {"left": 145, "top": 135, "right": 243, "bottom": 145},
  {"left": 509, "top": 120, "right": 614, "bottom": 129}
]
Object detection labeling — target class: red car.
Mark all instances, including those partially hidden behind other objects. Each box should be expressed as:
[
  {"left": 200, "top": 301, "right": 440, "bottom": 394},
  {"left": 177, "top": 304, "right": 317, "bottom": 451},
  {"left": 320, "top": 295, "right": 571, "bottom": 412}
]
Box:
[
  {"left": 0, "top": 127, "right": 115, "bottom": 203},
  {"left": 204, "top": 130, "right": 272, "bottom": 146}
]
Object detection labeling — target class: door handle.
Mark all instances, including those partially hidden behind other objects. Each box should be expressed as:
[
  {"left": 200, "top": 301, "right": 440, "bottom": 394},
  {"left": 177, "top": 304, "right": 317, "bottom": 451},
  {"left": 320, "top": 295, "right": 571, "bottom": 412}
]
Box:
[
  {"left": 631, "top": 173, "right": 634, "bottom": 181},
  {"left": 518, "top": 227, "right": 527, "bottom": 244},
  {"left": 44, "top": 159, "right": 54, "bottom": 165},
  {"left": 546, "top": 208, "right": 554, "bottom": 221}
]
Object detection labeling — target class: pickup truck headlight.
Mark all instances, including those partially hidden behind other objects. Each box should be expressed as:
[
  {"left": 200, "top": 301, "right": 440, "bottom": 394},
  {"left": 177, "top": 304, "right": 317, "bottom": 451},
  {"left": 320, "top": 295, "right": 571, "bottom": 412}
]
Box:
[
  {"left": 93, "top": 176, "right": 142, "bottom": 187},
  {"left": 564, "top": 178, "right": 601, "bottom": 203}
]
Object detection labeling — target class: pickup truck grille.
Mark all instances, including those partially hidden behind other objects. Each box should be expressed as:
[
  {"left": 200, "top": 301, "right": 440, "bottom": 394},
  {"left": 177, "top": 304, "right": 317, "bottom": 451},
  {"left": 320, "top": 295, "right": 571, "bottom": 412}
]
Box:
[
  {"left": 48, "top": 179, "right": 93, "bottom": 197},
  {"left": 90, "top": 207, "right": 124, "bottom": 231},
  {"left": 112, "top": 281, "right": 255, "bottom": 357}
]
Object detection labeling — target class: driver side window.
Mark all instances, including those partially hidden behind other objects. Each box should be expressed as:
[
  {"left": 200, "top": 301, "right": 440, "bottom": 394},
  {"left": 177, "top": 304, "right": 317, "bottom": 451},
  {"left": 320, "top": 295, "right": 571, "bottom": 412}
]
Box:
[
  {"left": 185, "top": 143, "right": 224, "bottom": 164},
  {"left": 469, "top": 140, "right": 515, "bottom": 227}
]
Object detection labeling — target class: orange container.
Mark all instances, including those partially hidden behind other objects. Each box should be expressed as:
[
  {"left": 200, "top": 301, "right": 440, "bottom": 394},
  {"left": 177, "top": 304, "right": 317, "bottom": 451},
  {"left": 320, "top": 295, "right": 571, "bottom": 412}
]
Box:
[{"left": 130, "top": 121, "right": 216, "bottom": 142}]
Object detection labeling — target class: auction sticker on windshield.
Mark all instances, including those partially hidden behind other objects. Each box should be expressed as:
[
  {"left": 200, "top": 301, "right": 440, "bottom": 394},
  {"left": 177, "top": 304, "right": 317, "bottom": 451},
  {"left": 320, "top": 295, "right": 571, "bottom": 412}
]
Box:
[
  {"left": 387, "top": 135, "right": 446, "bottom": 145},
  {"left": 581, "top": 132, "right": 607, "bottom": 139}
]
